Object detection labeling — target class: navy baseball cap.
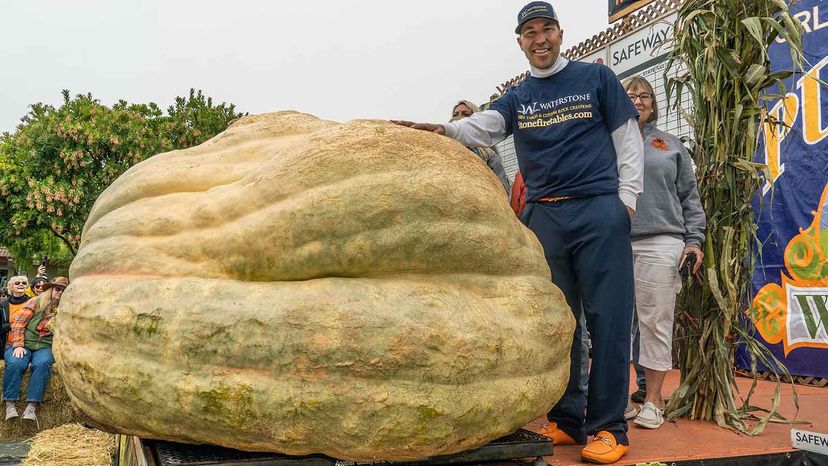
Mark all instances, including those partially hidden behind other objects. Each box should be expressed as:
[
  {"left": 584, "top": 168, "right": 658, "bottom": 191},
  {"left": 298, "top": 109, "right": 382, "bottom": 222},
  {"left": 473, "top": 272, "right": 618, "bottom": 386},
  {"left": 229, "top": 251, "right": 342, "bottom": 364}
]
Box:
[{"left": 515, "top": 1, "right": 559, "bottom": 34}]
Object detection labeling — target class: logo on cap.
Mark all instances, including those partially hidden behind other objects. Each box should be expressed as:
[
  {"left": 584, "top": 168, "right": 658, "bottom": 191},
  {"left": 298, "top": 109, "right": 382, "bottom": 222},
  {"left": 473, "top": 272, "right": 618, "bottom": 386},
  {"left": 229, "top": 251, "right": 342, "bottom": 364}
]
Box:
[
  {"left": 521, "top": 5, "right": 548, "bottom": 20},
  {"left": 515, "top": 1, "right": 559, "bottom": 34}
]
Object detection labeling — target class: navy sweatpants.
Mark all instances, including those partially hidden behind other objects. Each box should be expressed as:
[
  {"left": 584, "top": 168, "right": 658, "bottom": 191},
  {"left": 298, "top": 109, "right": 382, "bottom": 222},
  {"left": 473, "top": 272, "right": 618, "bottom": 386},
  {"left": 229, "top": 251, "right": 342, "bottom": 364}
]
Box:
[{"left": 523, "top": 193, "right": 634, "bottom": 445}]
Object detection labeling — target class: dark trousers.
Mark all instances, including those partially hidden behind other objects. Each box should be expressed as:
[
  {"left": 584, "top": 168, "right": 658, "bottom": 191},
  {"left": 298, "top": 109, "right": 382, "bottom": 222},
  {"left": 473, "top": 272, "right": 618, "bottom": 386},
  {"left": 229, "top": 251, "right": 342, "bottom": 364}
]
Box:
[{"left": 523, "top": 193, "right": 634, "bottom": 445}]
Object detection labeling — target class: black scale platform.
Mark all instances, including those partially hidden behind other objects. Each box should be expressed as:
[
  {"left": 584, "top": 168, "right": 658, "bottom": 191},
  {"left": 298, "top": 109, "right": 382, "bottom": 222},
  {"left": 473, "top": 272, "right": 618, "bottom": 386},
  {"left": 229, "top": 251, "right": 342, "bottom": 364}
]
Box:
[{"left": 148, "top": 429, "right": 552, "bottom": 466}]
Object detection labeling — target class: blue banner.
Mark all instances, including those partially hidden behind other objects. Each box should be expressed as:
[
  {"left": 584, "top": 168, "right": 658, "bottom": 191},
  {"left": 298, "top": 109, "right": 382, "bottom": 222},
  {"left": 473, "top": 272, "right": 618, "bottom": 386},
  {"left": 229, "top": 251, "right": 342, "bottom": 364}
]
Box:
[{"left": 739, "top": 0, "right": 828, "bottom": 378}]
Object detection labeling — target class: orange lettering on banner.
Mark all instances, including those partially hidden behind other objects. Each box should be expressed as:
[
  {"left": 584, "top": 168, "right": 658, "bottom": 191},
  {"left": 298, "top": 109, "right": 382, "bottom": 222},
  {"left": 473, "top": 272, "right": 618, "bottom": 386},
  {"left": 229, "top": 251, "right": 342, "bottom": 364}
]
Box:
[
  {"left": 797, "top": 55, "right": 828, "bottom": 145},
  {"left": 761, "top": 56, "right": 828, "bottom": 194},
  {"left": 762, "top": 93, "right": 799, "bottom": 194}
]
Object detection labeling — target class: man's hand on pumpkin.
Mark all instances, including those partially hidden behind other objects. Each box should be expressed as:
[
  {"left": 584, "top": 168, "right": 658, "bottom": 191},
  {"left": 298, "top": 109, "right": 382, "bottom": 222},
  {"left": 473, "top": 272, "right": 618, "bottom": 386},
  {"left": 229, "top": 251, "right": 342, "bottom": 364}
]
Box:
[{"left": 390, "top": 120, "right": 445, "bottom": 135}]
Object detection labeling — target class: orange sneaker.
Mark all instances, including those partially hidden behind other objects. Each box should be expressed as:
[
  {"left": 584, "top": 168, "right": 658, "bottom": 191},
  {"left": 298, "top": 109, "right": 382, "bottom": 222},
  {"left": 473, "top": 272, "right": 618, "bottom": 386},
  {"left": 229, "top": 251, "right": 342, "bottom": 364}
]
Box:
[
  {"left": 536, "top": 423, "right": 583, "bottom": 445},
  {"left": 580, "top": 431, "right": 629, "bottom": 464}
]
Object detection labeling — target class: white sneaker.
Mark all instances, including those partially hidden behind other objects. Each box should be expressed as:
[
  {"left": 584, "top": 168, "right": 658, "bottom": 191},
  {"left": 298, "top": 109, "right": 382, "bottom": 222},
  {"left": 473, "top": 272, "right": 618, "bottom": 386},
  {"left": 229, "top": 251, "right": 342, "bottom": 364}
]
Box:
[
  {"left": 5, "top": 404, "right": 18, "bottom": 421},
  {"left": 634, "top": 401, "right": 664, "bottom": 429},
  {"left": 22, "top": 404, "right": 37, "bottom": 422},
  {"left": 624, "top": 401, "right": 638, "bottom": 420}
]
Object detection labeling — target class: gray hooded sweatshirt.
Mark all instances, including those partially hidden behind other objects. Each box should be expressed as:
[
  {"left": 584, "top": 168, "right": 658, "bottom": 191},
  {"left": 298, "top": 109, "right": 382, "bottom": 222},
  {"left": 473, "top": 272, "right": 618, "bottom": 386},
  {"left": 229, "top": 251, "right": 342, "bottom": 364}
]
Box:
[{"left": 631, "top": 122, "right": 706, "bottom": 248}]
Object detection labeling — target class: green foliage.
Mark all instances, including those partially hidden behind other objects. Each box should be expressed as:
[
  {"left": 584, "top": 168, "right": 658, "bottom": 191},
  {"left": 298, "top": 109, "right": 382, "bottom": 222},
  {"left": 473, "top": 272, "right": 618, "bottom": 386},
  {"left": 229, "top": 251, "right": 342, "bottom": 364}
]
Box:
[
  {"left": 0, "top": 89, "right": 244, "bottom": 261},
  {"left": 165, "top": 89, "right": 243, "bottom": 149},
  {"left": 664, "top": 0, "right": 804, "bottom": 434},
  {"left": 5, "top": 230, "right": 74, "bottom": 275}
]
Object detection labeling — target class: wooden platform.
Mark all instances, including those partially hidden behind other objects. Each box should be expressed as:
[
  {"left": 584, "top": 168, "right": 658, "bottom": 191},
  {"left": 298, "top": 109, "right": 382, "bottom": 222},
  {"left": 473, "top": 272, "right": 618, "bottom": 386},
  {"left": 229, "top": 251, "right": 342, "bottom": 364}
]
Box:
[
  {"left": 122, "top": 368, "right": 827, "bottom": 466},
  {"left": 522, "top": 368, "right": 828, "bottom": 465}
]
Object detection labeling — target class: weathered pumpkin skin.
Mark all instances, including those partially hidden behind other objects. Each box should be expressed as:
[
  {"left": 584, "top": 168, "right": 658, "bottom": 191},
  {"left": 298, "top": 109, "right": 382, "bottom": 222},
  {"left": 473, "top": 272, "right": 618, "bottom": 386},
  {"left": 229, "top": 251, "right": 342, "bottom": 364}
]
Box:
[{"left": 54, "top": 112, "right": 574, "bottom": 461}]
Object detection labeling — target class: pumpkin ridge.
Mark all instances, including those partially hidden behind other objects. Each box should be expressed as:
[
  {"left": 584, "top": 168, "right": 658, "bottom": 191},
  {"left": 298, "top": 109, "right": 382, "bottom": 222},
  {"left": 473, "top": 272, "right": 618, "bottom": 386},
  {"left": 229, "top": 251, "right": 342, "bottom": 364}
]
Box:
[
  {"left": 59, "top": 343, "right": 566, "bottom": 386},
  {"left": 56, "top": 277, "right": 569, "bottom": 382},
  {"left": 85, "top": 113, "right": 465, "bottom": 234},
  {"left": 74, "top": 162, "right": 537, "bottom": 278},
  {"left": 72, "top": 217, "right": 543, "bottom": 281},
  {"left": 83, "top": 167, "right": 467, "bottom": 243},
  {"left": 83, "top": 134, "right": 312, "bottom": 234},
  {"left": 84, "top": 119, "right": 508, "bottom": 248},
  {"left": 56, "top": 345, "right": 564, "bottom": 461},
  {"left": 85, "top": 112, "right": 337, "bottom": 231},
  {"left": 74, "top": 168, "right": 544, "bottom": 279}
]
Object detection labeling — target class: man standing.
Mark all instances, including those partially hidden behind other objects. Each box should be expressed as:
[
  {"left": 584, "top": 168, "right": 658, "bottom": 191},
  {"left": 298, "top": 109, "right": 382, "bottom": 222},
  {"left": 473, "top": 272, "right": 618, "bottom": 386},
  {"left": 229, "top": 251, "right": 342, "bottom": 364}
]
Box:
[{"left": 394, "top": 2, "right": 642, "bottom": 463}]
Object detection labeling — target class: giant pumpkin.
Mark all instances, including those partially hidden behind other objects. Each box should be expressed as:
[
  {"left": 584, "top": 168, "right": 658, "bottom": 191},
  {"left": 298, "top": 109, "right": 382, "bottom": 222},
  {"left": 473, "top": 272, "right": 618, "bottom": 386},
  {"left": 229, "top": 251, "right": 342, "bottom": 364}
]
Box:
[{"left": 54, "top": 111, "right": 573, "bottom": 461}]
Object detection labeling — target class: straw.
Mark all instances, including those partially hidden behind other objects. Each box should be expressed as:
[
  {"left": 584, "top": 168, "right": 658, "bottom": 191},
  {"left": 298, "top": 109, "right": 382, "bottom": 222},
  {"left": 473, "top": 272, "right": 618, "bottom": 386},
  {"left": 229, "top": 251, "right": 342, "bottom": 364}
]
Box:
[{"left": 22, "top": 423, "right": 114, "bottom": 466}]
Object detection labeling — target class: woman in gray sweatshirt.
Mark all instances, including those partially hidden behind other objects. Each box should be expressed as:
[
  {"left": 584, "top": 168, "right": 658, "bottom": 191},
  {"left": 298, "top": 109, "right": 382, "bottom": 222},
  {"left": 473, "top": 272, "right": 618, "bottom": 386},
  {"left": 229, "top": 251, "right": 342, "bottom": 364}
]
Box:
[{"left": 622, "top": 75, "right": 706, "bottom": 430}]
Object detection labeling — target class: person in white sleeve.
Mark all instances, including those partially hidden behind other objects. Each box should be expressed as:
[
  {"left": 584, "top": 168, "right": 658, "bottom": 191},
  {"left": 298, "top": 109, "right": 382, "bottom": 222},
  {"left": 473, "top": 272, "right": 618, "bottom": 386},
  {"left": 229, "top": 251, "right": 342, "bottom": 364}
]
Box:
[{"left": 393, "top": 2, "right": 643, "bottom": 463}]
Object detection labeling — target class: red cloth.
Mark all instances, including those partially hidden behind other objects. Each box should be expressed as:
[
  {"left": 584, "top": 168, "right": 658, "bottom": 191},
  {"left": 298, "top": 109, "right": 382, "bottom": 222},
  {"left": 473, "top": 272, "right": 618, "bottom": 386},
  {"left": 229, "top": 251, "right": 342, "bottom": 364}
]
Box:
[{"left": 510, "top": 171, "right": 527, "bottom": 217}]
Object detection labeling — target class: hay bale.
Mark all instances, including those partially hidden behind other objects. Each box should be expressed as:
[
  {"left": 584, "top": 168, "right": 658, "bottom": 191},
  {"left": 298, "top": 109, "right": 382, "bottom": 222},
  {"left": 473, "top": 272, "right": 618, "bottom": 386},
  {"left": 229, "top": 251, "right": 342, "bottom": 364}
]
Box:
[
  {"left": 0, "top": 366, "right": 82, "bottom": 439},
  {"left": 22, "top": 423, "right": 114, "bottom": 466}
]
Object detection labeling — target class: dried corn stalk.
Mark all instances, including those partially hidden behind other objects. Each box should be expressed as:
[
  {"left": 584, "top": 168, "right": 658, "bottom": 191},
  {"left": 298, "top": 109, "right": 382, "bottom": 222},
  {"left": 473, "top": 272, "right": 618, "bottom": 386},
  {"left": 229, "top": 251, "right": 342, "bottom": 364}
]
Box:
[{"left": 664, "top": 0, "right": 805, "bottom": 434}]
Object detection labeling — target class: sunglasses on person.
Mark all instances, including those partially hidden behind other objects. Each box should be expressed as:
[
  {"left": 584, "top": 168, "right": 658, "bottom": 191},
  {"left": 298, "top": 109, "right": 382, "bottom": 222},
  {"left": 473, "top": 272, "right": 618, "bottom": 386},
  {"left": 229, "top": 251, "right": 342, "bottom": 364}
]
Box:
[
  {"left": 12, "top": 281, "right": 28, "bottom": 286},
  {"left": 34, "top": 283, "right": 44, "bottom": 289}
]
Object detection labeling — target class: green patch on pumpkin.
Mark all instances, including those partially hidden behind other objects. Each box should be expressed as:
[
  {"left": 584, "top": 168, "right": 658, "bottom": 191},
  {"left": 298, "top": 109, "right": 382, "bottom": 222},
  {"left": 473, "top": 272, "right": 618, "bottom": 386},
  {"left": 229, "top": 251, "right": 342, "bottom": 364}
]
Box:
[
  {"left": 416, "top": 405, "right": 440, "bottom": 421},
  {"left": 197, "top": 382, "right": 255, "bottom": 428},
  {"left": 133, "top": 309, "right": 162, "bottom": 337}
]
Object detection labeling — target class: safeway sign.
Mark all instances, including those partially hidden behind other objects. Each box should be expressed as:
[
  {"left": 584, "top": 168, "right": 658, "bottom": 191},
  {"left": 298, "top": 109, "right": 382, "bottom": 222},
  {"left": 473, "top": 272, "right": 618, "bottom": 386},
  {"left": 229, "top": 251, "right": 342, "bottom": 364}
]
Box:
[
  {"left": 792, "top": 429, "right": 828, "bottom": 456},
  {"left": 610, "top": 14, "right": 675, "bottom": 78}
]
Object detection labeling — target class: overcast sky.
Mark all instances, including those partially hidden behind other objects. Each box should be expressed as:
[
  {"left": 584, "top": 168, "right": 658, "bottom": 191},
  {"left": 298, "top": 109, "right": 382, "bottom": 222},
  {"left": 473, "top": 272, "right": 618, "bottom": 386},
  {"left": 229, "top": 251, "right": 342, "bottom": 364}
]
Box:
[{"left": 1, "top": 0, "right": 611, "bottom": 134}]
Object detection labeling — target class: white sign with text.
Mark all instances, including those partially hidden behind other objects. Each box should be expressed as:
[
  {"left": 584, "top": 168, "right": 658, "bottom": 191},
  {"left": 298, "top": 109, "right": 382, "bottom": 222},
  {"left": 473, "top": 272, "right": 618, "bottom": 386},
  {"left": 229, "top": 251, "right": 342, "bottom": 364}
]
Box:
[
  {"left": 609, "top": 13, "right": 676, "bottom": 76},
  {"left": 792, "top": 429, "right": 828, "bottom": 455}
]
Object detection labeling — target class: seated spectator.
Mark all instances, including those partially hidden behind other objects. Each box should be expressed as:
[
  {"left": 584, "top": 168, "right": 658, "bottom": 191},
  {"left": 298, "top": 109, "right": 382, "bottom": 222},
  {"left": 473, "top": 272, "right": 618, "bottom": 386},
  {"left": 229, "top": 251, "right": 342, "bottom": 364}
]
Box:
[
  {"left": 2, "top": 276, "right": 30, "bottom": 347},
  {"left": 451, "top": 100, "right": 512, "bottom": 194},
  {"left": 25, "top": 265, "right": 49, "bottom": 298},
  {"left": 4, "top": 276, "right": 69, "bottom": 422},
  {"left": 28, "top": 277, "right": 47, "bottom": 298}
]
